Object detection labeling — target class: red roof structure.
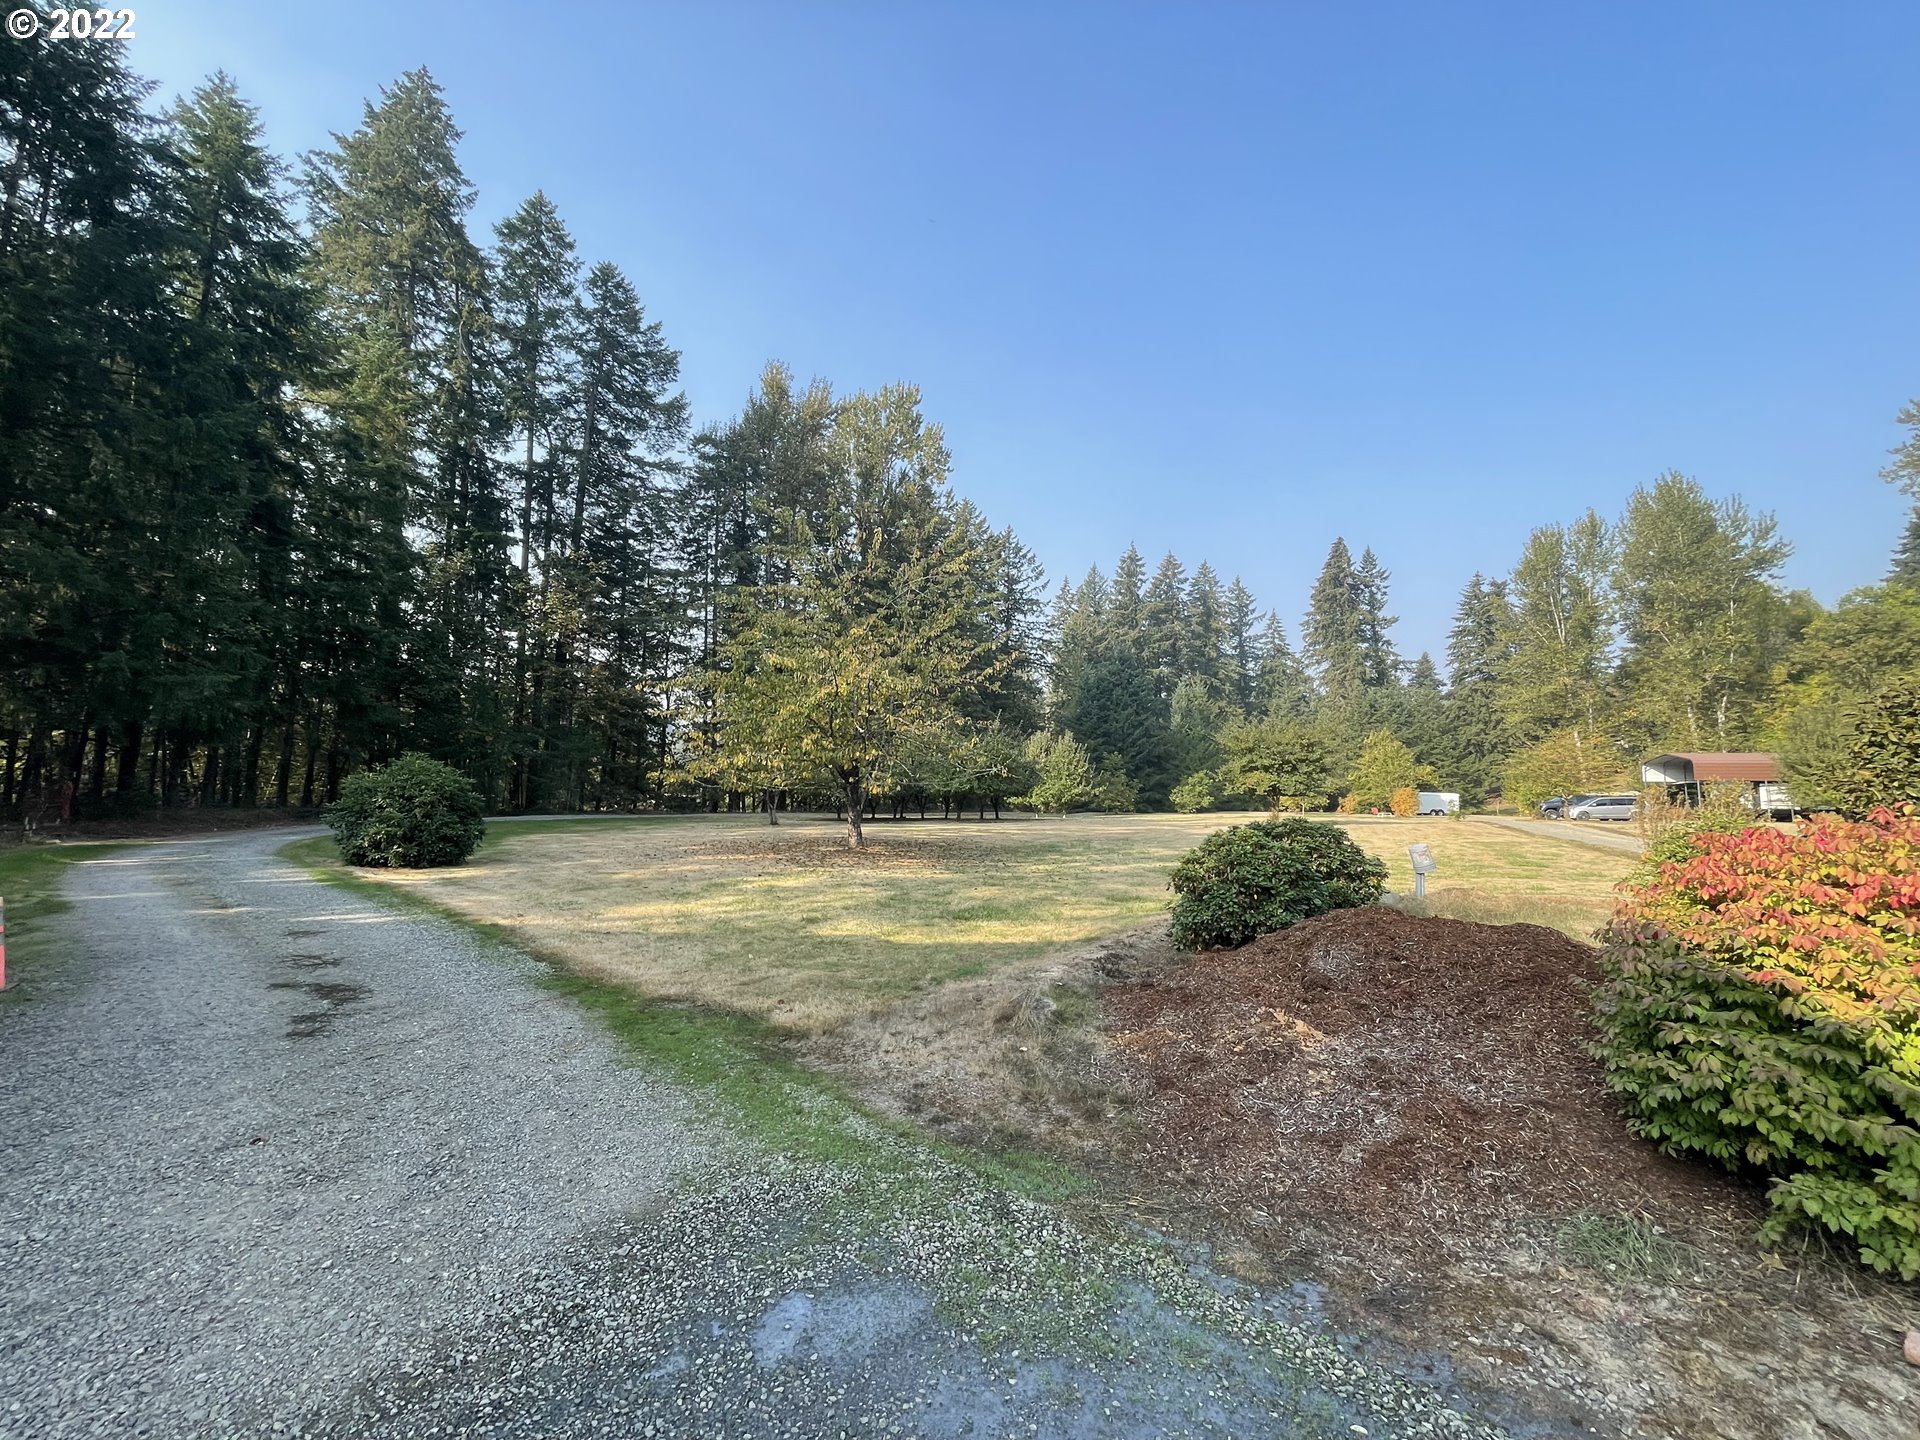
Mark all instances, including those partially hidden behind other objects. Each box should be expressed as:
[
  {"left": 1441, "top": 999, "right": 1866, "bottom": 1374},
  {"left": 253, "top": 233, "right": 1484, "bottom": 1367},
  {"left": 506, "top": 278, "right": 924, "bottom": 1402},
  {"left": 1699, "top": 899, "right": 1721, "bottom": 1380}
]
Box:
[{"left": 1641, "top": 752, "right": 1781, "bottom": 784}]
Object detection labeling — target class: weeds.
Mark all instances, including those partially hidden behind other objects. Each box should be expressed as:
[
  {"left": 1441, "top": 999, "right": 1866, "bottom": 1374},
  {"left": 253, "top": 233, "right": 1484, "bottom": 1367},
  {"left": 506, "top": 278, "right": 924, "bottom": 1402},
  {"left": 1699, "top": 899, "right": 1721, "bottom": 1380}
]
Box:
[{"left": 1554, "top": 1211, "right": 1700, "bottom": 1283}]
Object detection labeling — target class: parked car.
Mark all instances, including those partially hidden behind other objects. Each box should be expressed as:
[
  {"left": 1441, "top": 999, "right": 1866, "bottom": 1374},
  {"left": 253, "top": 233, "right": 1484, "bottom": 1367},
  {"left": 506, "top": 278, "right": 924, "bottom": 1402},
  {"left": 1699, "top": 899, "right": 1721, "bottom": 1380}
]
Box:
[
  {"left": 1567, "top": 794, "right": 1638, "bottom": 821},
  {"left": 1539, "top": 794, "right": 1595, "bottom": 818}
]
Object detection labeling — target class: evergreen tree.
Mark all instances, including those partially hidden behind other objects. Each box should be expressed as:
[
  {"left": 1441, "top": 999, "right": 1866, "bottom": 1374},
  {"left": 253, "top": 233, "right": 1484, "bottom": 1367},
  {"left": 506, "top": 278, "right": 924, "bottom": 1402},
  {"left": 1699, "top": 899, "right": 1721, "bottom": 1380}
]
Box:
[
  {"left": 1252, "top": 613, "right": 1313, "bottom": 717},
  {"left": 1140, "top": 552, "right": 1188, "bottom": 694},
  {"left": 1888, "top": 505, "right": 1920, "bottom": 588},
  {"left": 1108, "top": 544, "right": 1147, "bottom": 643},
  {"left": 305, "top": 67, "right": 505, "bottom": 778},
  {"left": 1879, "top": 397, "right": 1920, "bottom": 586},
  {"left": 1060, "top": 642, "right": 1172, "bottom": 806},
  {"left": 1440, "top": 574, "right": 1514, "bottom": 804},
  {"left": 1184, "top": 561, "right": 1226, "bottom": 693},
  {"left": 1302, "top": 538, "right": 1367, "bottom": 710},
  {"left": 492, "top": 192, "right": 582, "bottom": 802},
  {"left": 1222, "top": 577, "right": 1262, "bottom": 712},
  {"left": 1166, "top": 676, "right": 1229, "bottom": 786},
  {"left": 566, "top": 260, "right": 689, "bottom": 808},
  {"left": 1043, "top": 565, "right": 1108, "bottom": 729},
  {"left": 0, "top": 20, "right": 182, "bottom": 815},
  {"left": 159, "top": 74, "right": 320, "bottom": 808},
  {"left": 1354, "top": 546, "right": 1400, "bottom": 690},
  {"left": 493, "top": 191, "right": 582, "bottom": 578},
  {"left": 1399, "top": 653, "right": 1448, "bottom": 773},
  {"left": 978, "top": 526, "right": 1047, "bottom": 731}
]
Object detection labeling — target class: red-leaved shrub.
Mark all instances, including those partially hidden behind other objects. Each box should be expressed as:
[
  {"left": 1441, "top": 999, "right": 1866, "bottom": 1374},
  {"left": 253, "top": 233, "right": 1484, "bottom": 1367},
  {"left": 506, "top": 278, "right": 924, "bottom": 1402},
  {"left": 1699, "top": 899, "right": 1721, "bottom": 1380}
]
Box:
[{"left": 1594, "top": 808, "right": 1920, "bottom": 1277}]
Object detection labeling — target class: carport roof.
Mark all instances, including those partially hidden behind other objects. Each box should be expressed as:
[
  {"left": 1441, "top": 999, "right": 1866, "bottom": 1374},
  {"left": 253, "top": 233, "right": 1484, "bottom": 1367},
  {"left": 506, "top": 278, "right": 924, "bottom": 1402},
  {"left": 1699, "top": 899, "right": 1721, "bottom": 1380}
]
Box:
[{"left": 1647, "top": 752, "right": 1782, "bottom": 782}]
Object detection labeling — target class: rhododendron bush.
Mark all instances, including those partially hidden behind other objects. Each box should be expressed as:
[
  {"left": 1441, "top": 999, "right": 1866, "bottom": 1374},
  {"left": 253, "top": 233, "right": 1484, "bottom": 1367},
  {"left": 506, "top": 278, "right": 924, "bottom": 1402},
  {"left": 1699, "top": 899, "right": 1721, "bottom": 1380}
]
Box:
[{"left": 1594, "top": 808, "right": 1920, "bottom": 1278}]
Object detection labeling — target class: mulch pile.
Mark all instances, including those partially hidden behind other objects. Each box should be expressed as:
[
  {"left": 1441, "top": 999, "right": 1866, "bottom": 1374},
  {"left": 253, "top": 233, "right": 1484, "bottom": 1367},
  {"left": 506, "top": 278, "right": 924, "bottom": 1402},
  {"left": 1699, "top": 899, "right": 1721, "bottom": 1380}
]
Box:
[{"left": 1101, "top": 905, "right": 1732, "bottom": 1258}]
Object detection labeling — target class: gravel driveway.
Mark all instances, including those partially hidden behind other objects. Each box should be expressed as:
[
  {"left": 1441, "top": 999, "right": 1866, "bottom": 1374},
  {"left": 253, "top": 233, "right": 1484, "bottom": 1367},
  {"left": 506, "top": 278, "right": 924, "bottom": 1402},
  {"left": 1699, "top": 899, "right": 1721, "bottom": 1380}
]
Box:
[{"left": 1, "top": 830, "right": 1517, "bottom": 1440}]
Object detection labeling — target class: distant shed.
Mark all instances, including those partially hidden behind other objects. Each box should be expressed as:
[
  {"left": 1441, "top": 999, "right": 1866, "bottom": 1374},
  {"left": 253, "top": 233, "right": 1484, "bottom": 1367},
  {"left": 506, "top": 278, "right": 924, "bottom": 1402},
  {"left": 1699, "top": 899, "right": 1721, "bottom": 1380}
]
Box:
[{"left": 1640, "top": 752, "right": 1794, "bottom": 813}]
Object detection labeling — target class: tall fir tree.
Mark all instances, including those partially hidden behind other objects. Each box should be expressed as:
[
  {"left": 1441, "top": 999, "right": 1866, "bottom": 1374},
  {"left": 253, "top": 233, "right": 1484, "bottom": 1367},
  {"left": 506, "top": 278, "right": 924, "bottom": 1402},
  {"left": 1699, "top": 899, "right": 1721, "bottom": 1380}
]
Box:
[
  {"left": 1399, "top": 652, "right": 1448, "bottom": 773},
  {"left": 305, "top": 67, "right": 506, "bottom": 781},
  {"left": 1222, "top": 577, "right": 1262, "bottom": 712},
  {"left": 1353, "top": 546, "right": 1400, "bottom": 690},
  {"left": 1184, "top": 561, "right": 1226, "bottom": 694},
  {"left": 1302, "top": 538, "right": 1368, "bottom": 720},
  {"left": 1252, "top": 613, "right": 1313, "bottom": 717},
  {"left": 0, "top": 20, "right": 182, "bottom": 814},
  {"left": 1060, "top": 642, "right": 1173, "bottom": 806},
  {"left": 1108, "top": 544, "right": 1147, "bottom": 644},
  {"left": 160, "top": 73, "right": 320, "bottom": 808},
  {"left": 1440, "top": 574, "right": 1514, "bottom": 804},
  {"left": 1140, "top": 552, "right": 1189, "bottom": 695}
]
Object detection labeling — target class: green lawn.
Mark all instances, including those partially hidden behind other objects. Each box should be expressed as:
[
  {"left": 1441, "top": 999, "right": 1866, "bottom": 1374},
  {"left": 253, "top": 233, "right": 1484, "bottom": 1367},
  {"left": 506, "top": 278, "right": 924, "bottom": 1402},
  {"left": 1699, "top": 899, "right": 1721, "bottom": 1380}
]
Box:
[
  {"left": 0, "top": 843, "right": 124, "bottom": 1000},
  {"left": 295, "top": 812, "right": 1632, "bottom": 1033}
]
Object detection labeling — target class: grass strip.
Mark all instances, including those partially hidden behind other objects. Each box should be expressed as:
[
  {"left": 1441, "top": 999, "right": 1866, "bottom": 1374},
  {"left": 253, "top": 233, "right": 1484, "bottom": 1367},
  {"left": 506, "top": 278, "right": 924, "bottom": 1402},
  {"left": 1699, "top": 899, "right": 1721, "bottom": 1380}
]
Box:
[{"left": 0, "top": 842, "right": 125, "bottom": 1003}]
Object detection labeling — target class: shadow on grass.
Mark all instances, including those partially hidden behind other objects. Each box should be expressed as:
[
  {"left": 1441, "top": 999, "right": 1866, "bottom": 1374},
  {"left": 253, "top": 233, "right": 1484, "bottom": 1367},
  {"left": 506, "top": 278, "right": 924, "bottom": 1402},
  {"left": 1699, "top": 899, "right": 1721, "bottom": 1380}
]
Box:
[{"left": 0, "top": 842, "right": 126, "bottom": 1003}]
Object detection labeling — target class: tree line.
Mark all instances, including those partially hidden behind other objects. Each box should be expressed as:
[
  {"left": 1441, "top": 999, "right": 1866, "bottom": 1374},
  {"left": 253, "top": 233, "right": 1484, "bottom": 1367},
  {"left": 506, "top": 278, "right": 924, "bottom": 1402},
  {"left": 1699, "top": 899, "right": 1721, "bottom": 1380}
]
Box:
[{"left": 4, "top": 31, "right": 1917, "bottom": 836}]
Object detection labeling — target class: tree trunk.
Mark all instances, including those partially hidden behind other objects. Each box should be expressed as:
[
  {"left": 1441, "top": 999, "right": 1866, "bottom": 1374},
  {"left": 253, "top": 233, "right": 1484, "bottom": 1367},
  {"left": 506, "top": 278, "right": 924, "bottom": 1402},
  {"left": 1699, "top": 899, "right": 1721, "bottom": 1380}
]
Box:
[
  {"left": 844, "top": 778, "right": 865, "bottom": 848},
  {"left": 116, "top": 721, "right": 143, "bottom": 795},
  {"left": 20, "top": 727, "right": 47, "bottom": 822},
  {"left": 88, "top": 726, "right": 109, "bottom": 804},
  {"left": 299, "top": 716, "right": 320, "bottom": 808},
  {"left": 274, "top": 715, "right": 296, "bottom": 807}
]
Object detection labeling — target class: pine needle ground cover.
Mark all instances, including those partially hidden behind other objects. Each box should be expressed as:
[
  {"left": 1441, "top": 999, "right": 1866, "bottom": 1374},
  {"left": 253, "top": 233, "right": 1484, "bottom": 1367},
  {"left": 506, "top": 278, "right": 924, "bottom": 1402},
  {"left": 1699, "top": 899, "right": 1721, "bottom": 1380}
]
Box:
[{"left": 300, "top": 814, "right": 1632, "bottom": 1032}]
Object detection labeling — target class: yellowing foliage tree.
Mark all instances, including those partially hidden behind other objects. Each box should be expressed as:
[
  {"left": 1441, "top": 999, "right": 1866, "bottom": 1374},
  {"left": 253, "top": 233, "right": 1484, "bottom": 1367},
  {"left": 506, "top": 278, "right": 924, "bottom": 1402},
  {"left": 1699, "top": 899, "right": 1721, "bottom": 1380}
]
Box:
[{"left": 1343, "top": 729, "right": 1433, "bottom": 808}]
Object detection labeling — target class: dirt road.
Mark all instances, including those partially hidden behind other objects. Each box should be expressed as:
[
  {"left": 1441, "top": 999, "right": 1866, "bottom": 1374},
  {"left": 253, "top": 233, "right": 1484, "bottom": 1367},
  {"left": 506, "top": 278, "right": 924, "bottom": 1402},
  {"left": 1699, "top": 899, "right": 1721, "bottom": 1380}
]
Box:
[{"left": 0, "top": 831, "right": 1513, "bottom": 1439}]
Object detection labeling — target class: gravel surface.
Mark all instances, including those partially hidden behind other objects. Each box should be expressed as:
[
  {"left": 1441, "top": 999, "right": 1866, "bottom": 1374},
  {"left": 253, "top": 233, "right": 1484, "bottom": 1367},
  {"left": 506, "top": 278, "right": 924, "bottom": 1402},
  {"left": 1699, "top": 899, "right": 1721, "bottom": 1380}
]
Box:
[{"left": 1, "top": 830, "right": 1527, "bottom": 1439}]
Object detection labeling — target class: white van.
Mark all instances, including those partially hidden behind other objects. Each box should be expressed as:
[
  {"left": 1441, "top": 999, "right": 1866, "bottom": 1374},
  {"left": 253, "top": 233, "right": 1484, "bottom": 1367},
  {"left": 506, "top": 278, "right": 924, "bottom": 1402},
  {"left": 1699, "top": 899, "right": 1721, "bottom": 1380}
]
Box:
[{"left": 1567, "top": 794, "right": 1637, "bottom": 821}]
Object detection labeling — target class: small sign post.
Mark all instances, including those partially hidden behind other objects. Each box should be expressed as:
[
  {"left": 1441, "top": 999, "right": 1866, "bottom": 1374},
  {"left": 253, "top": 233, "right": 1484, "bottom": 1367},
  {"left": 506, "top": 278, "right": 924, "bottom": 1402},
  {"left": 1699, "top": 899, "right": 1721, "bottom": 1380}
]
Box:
[{"left": 1407, "top": 843, "right": 1437, "bottom": 900}]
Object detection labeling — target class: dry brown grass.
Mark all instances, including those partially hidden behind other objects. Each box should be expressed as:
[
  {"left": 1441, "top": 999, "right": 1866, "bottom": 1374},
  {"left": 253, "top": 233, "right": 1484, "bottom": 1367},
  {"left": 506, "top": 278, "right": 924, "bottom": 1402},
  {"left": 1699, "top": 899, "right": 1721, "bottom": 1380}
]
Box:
[{"left": 340, "top": 811, "right": 1635, "bottom": 1033}]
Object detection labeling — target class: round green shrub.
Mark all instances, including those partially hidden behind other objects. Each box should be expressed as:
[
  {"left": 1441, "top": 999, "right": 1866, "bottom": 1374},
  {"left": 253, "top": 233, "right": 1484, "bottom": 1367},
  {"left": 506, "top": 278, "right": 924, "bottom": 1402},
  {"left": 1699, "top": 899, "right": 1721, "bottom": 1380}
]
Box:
[
  {"left": 326, "top": 754, "right": 487, "bottom": 868},
  {"left": 1168, "top": 818, "right": 1387, "bottom": 951}
]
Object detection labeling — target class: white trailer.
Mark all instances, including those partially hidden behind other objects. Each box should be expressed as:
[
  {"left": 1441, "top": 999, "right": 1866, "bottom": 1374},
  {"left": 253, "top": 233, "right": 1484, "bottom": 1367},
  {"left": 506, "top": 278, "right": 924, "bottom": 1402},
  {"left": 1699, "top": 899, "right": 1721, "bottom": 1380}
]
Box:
[{"left": 1416, "top": 790, "right": 1460, "bottom": 816}]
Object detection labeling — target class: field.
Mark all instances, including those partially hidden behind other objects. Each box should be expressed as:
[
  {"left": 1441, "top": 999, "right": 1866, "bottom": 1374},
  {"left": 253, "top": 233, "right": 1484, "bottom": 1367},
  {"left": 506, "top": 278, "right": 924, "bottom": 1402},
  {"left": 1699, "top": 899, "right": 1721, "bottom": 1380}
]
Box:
[{"left": 302, "top": 812, "right": 1635, "bottom": 1032}]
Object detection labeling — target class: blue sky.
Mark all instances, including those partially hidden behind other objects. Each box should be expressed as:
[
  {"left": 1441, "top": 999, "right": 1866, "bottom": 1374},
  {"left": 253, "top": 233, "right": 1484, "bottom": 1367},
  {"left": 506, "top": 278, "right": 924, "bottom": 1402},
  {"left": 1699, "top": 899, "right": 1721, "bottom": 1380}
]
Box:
[{"left": 130, "top": 2, "right": 1920, "bottom": 665}]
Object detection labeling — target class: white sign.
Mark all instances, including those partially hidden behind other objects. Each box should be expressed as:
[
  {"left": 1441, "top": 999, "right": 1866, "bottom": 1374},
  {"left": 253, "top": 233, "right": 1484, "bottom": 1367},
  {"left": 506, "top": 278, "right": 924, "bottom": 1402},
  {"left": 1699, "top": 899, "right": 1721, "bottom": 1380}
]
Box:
[{"left": 1408, "top": 843, "right": 1438, "bottom": 874}]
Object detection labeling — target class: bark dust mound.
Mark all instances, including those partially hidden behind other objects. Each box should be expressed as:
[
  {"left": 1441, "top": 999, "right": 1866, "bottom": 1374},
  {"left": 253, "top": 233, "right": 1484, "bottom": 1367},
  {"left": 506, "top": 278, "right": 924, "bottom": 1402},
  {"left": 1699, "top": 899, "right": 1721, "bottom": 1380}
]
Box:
[{"left": 1102, "top": 904, "right": 1722, "bottom": 1257}]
